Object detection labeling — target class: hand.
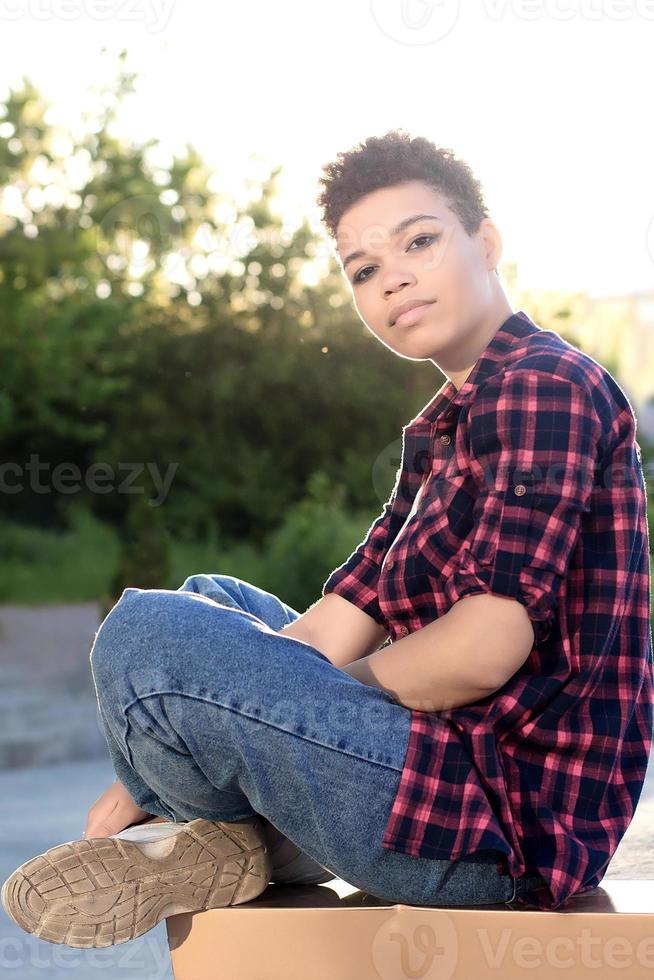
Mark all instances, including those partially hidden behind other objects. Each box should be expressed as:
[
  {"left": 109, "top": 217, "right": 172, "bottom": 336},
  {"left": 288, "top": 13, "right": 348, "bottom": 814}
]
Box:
[{"left": 83, "top": 779, "right": 153, "bottom": 839}]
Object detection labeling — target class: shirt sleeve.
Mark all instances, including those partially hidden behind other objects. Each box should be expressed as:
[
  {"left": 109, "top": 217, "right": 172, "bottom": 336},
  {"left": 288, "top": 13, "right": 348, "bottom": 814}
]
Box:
[
  {"left": 321, "top": 489, "right": 395, "bottom": 627},
  {"left": 442, "top": 369, "right": 601, "bottom": 647}
]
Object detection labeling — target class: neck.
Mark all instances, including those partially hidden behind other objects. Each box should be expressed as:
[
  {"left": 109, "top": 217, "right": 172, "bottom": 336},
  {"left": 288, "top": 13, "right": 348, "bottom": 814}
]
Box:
[{"left": 438, "top": 292, "right": 514, "bottom": 391}]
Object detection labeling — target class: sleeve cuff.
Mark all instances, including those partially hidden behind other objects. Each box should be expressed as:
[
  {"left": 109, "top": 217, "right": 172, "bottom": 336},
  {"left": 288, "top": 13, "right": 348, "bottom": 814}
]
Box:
[
  {"left": 322, "top": 554, "right": 388, "bottom": 627},
  {"left": 442, "top": 546, "right": 558, "bottom": 648}
]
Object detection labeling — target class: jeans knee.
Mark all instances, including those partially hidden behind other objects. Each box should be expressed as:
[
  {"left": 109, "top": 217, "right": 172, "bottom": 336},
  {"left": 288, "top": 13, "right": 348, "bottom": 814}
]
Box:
[
  {"left": 178, "top": 573, "right": 204, "bottom": 593},
  {"left": 90, "top": 588, "right": 149, "bottom": 677},
  {"left": 180, "top": 572, "right": 234, "bottom": 591},
  {"left": 178, "top": 573, "right": 243, "bottom": 608}
]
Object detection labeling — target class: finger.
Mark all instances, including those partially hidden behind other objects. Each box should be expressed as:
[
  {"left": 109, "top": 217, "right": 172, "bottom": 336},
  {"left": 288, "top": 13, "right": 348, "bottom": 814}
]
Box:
[{"left": 83, "top": 820, "right": 119, "bottom": 840}]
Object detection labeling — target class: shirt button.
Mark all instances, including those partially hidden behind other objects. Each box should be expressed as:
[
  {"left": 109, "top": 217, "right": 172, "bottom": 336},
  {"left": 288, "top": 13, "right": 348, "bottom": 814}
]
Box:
[
  {"left": 440, "top": 434, "right": 451, "bottom": 445},
  {"left": 386, "top": 559, "right": 395, "bottom": 570},
  {"left": 398, "top": 625, "right": 410, "bottom": 636},
  {"left": 514, "top": 484, "right": 526, "bottom": 496}
]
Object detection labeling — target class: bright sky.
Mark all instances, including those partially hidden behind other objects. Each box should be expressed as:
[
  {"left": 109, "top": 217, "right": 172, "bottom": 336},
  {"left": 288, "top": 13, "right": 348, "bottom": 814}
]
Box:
[{"left": 1, "top": 0, "right": 653, "bottom": 299}]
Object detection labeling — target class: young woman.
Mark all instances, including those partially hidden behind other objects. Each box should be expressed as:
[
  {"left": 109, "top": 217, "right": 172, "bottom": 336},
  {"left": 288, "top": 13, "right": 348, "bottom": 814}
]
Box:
[{"left": 3, "top": 130, "right": 652, "bottom": 947}]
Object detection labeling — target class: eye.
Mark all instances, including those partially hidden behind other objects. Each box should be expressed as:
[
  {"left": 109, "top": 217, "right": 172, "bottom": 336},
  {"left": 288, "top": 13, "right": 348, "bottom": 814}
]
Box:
[
  {"left": 352, "top": 232, "right": 439, "bottom": 284},
  {"left": 409, "top": 233, "right": 437, "bottom": 250},
  {"left": 353, "top": 263, "right": 375, "bottom": 285}
]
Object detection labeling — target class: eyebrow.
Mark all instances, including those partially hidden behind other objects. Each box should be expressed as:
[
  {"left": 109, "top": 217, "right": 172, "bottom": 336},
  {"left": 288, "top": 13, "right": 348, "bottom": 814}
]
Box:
[{"left": 341, "top": 213, "right": 442, "bottom": 271}]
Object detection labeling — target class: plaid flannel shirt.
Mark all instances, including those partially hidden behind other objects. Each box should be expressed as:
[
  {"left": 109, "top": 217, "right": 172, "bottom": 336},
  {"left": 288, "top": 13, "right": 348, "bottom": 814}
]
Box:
[{"left": 322, "top": 310, "right": 653, "bottom": 910}]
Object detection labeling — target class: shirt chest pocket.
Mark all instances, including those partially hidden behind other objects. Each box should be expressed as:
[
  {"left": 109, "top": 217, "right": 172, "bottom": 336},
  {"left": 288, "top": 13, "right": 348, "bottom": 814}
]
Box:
[{"left": 411, "top": 475, "right": 501, "bottom": 572}]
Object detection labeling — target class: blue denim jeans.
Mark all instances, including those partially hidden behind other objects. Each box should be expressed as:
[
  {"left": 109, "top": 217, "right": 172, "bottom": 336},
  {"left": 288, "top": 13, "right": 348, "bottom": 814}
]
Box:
[{"left": 89, "top": 572, "right": 543, "bottom": 907}]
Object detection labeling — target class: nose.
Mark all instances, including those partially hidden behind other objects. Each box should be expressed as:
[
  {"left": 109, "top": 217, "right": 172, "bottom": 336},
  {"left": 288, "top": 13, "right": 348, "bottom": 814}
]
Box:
[{"left": 384, "top": 277, "right": 412, "bottom": 296}]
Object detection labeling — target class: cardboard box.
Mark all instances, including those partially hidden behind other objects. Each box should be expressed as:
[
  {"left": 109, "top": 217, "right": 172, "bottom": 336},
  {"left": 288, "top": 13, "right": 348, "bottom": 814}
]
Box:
[{"left": 167, "top": 877, "right": 654, "bottom": 980}]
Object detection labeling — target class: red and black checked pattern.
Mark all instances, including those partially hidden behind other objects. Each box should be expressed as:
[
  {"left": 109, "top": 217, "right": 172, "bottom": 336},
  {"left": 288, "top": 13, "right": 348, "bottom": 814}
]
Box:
[{"left": 322, "top": 310, "right": 653, "bottom": 911}]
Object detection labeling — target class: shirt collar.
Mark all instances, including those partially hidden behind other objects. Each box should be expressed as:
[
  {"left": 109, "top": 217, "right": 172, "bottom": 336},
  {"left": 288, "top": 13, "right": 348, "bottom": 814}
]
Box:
[{"left": 404, "top": 309, "right": 544, "bottom": 431}]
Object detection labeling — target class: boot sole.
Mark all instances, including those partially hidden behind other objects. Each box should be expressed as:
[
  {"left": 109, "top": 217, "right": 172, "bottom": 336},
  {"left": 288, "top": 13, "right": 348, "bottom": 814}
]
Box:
[{"left": 1, "top": 816, "right": 272, "bottom": 948}]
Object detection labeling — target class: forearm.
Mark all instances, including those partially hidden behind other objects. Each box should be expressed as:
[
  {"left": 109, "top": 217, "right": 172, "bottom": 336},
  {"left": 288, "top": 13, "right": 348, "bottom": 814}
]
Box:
[
  {"left": 277, "top": 618, "right": 327, "bottom": 656},
  {"left": 278, "top": 619, "right": 385, "bottom": 668},
  {"left": 341, "top": 609, "right": 498, "bottom": 712},
  {"left": 277, "top": 596, "right": 389, "bottom": 669}
]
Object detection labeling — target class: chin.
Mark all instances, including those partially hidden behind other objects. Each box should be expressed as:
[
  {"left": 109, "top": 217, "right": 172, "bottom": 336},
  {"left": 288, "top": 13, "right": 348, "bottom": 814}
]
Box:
[
  {"left": 390, "top": 344, "right": 439, "bottom": 362},
  {"left": 397, "top": 332, "right": 442, "bottom": 357}
]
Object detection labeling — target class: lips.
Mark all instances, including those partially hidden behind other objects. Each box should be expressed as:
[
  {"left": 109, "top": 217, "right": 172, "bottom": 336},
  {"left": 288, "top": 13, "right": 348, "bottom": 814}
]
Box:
[{"left": 389, "top": 298, "right": 435, "bottom": 327}]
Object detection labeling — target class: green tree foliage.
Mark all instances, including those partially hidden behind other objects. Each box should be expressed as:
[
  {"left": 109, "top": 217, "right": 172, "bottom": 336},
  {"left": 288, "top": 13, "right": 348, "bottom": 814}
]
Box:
[
  {"left": 1, "top": 53, "right": 650, "bottom": 618},
  {"left": 0, "top": 54, "right": 439, "bottom": 579},
  {"left": 104, "top": 493, "right": 172, "bottom": 617}
]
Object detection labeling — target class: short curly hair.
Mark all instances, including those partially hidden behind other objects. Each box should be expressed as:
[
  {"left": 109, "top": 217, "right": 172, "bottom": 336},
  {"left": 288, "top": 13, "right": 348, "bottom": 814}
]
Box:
[{"left": 316, "top": 129, "right": 490, "bottom": 243}]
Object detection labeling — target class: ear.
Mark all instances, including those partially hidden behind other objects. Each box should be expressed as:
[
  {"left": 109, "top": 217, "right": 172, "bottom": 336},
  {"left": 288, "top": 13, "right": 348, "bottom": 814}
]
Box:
[{"left": 476, "top": 216, "right": 503, "bottom": 276}]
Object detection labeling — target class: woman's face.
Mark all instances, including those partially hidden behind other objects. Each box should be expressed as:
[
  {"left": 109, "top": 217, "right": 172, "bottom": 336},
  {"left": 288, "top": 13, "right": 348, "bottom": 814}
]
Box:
[{"left": 334, "top": 180, "right": 502, "bottom": 365}]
